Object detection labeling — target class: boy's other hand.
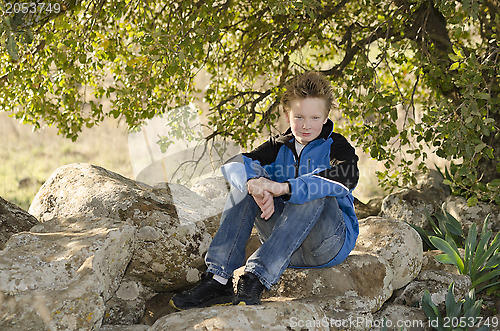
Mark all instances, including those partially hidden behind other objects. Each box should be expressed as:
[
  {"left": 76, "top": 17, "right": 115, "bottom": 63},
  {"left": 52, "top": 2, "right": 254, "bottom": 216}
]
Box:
[
  {"left": 247, "top": 177, "right": 290, "bottom": 220},
  {"left": 257, "top": 191, "right": 274, "bottom": 220}
]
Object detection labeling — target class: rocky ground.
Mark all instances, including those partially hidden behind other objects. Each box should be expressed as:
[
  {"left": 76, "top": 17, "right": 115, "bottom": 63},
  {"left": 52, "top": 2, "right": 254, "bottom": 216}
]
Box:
[{"left": 0, "top": 163, "right": 499, "bottom": 330}]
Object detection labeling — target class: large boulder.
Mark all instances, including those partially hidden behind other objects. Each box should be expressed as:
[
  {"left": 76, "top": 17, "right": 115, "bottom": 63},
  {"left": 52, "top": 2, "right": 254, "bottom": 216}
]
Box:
[
  {"left": 355, "top": 217, "right": 423, "bottom": 289},
  {"left": 28, "top": 163, "right": 220, "bottom": 291},
  {"left": 0, "top": 196, "right": 39, "bottom": 249},
  {"left": 379, "top": 170, "right": 449, "bottom": 229},
  {"left": 265, "top": 252, "right": 393, "bottom": 313},
  {"left": 0, "top": 216, "right": 135, "bottom": 330},
  {"left": 443, "top": 195, "right": 500, "bottom": 235},
  {"left": 148, "top": 300, "right": 374, "bottom": 331}
]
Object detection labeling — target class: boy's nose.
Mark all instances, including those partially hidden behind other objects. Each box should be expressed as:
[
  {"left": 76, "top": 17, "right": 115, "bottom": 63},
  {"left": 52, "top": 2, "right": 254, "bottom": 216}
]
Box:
[{"left": 303, "top": 121, "right": 311, "bottom": 129}]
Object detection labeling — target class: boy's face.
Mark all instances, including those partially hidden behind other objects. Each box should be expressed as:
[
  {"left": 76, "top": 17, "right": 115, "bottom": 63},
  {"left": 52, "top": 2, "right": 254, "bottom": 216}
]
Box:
[{"left": 285, "top": 98, "right": 328, "bottom": 145}]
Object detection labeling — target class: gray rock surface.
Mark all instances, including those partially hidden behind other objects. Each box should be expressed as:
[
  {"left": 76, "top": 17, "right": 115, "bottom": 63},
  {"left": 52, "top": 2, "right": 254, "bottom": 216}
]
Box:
[
  {"left": 373, "top": 304, "right": 429, "bottom": 331},
  {"left": 0, "top": 216, "right": 135, "bottom": 330},
  {"left": 103, "top": 280, "right": 156, "bottom": 325},
  {"left": 443, "top": 195, "right": 500, "bottom": 234},
  {"left": 379, "top": 170, "right": 450, "bottom": 229},
  {"left": 420, "top": 250, "right": 460, "bottom": 275},
  {"left": 28, "top": 163, "right": 220, "bottom": 291},
  {"left": 190, "top": 176, "right": 230, "bottom": 210},
  {"left": 379, "top": 188, "right": 439, "bottom": 229},
  {"left": 0, "top": 196, "right": 39, "bottom": 250},
  {"left": 265, "top": 252, "right": 393, "bottom": 313},
  {"left": 393, "top": 270, "right": 471, "bottom": 310},
  {"left": 0, "top": 163, "right": 222, "bottom": 329},
  {"left": 355, "top": 217, "right": 423, "bottom": 289},
  {"left": 148, "top": 300, "right": 375, "bottom": 331}
]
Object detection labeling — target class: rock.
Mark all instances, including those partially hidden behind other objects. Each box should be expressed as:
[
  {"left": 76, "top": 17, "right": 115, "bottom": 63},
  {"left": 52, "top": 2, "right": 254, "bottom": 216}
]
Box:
[
  {"left": 420, "top": 250, "right": 459, "bottom": 275},
  {"left": 264, "top": 252, "right": 393, "bottom": 313},
  {"left": 103, "top": 279, "right": 155, "bottom": 325},
  {"left": 379, "top": 170, "right": 449, "bottom": 229},
  {"left": 28, "top": 163, "right": 219, "bottom": 291},
  {"left": 355, "top": 217, "right": 423, "bottom": 289},
  {"left": 148, "top": 301, "right": 327, "bottom": 331},
  {"left": 373, "top": 304, "right": 429, "bottom": 331},
  {"left": 0, "top": 216, "right": 135, "bottom": 330},
  {"left": 443, "top": 195, "right": 500, "bottom": 235},
  {"left": 354, "top": 197, "right": 383, "bottom": 219},
  {"left": 414, "top": 169, "right": 450, "bottom": 196},
  {"left": 0, "top": 196, "right": 39, "bottom": 250},
  {"left": 393, "top": 270, "right": 471, "bottom": 311},
  {"left": 380, "top": 188, "right": 439, "bottom": 229},
  {"left": 99, "top": 325, "right": 149, "bottom": 331},
  {"left": 190, "top": 176, "right": 230, "bottom": 210},
  {"left": 149, "top": 297, "right": 378, "bottom": 331},
  {"left": 140, "top": 291, "right": 177, "bottom": 326}
]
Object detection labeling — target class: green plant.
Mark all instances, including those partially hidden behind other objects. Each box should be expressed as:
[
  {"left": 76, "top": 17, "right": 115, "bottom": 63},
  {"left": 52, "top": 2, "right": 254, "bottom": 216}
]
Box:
[
  {"left": 422, "top": 282, "right": 489, "bottom": 331},
  {"left": 437, "top": 164, "right": 500, "bottom": 207},
  {"left": 409, "top": 208, "right": 465, "bottom": 251},
  {"left": 429, "top": 214, "right": 500, "bottom": 293}
]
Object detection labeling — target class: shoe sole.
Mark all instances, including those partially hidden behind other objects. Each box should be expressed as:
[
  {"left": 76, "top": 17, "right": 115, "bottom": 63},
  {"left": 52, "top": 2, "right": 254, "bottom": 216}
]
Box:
[
  {"left": 233, "top": 300, "right": 261, "bottom": 306},
  {"left": 169, "top": 297, "right": 234, "bottom": 311}
]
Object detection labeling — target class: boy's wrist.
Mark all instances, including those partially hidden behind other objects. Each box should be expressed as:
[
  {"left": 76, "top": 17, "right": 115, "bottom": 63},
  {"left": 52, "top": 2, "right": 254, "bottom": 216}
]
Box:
[{"left": 282, "top": 181, "right": 292, "bottom": 200}]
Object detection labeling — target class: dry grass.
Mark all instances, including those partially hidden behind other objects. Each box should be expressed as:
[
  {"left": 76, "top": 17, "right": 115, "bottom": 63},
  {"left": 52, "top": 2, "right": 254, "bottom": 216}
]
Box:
[{"left": 0, "top": 112, "right": 133, "bottom": 210}]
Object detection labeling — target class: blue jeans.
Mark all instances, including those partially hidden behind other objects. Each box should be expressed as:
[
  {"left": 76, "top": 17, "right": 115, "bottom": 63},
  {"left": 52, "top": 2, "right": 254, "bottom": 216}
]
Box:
[{"left": 205, "top": 185, "right": 345, "bottom": 289}]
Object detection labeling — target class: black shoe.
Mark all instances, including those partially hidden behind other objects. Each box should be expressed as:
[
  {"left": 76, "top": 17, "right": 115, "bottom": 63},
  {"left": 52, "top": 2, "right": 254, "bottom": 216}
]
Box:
[
  {"left": 232, "top": 272, "right": 265, "bottom": 306},
  {"left": 169, "top": 273, "right": 234, "bottom": 311}
]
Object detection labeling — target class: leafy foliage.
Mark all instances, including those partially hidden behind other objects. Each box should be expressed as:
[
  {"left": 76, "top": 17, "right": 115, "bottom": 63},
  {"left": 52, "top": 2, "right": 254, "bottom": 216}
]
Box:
[
  {"left": 1, "top": 0, "right": 499, "bottom": 203},
  {"left": 421, "top": 282, "right": 489, "bottom": 331},
  {"left": 438, "top": 163, "right": 500, "bottom": 207},
  {"left": 429, "top": 214, "right": 500, "bottom": 294}
]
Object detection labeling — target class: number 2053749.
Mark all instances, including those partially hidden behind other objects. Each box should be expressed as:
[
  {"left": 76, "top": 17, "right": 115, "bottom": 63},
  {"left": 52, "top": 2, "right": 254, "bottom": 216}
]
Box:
[
  {"left": 4, "top": 2, "right": 61, "bottom": 14},
  {"left": 437, "top": 316, "right": 499, "bottom": 329}
]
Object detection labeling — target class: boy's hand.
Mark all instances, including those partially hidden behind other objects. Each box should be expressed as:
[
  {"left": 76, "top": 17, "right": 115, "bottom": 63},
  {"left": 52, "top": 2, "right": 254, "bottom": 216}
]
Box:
[
  {"left": 247, "top": 177, "right": 290, "bottom": 220},
  {"left": 254, "top": 190, "right": 274, "bottom": 220},
  {"left": 247, "top": 177, "right": 289, "bottom": 197}
]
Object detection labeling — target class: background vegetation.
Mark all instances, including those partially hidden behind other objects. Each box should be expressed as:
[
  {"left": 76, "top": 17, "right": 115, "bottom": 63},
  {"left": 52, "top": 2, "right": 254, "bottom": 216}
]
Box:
[{"left": 1, "top": 0, "right": 499, "bottom": 207}]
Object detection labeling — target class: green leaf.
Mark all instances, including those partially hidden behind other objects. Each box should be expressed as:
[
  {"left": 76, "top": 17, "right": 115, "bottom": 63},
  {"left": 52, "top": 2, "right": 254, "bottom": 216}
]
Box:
[
  {"left": 485, "top": 147, "right": 495, "bottom": 159},
  {"left": 471, "top": 267, "right": 500, "bottom": 289},
  {"left": 430, "top": 236, "right": 465, "bottom": 272},
  {"left": 474, "top": 142, "right": 486, "bottom": 153},
  {"left": 475, "top": 92, "right": 490, "bottom": 100},
  {"left": 464, "top": 223, "right": 477, "bottom": 274},
  {"left": 421, "top": 290, "right": 440, "bottom": 320},
  {"left": 470, "top": 231, "right": 494, "bottom": 275},
  {"left": 445, "top": 283, "right": 462, "bottom": 318},
  {"left": 7, "top": 34, "right": 19, "bottom": 61},
  {"left": 435, "top": 254, "right": 456, "bottom": 264},
  {"left": 467, "top": 197, "right": 478, "bottom": 207}
]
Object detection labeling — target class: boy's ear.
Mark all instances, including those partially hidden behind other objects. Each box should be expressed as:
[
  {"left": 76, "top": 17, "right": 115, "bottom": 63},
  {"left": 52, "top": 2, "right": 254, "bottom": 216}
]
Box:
[{"left": 284, "top": 111, "right": 290, "bottom": 123}]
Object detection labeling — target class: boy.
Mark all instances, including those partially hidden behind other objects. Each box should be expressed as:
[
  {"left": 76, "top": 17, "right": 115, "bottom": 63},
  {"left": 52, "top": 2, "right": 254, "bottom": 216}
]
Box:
[{"left": 170, "top": 71, "right": 359, "bottom": 310}]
